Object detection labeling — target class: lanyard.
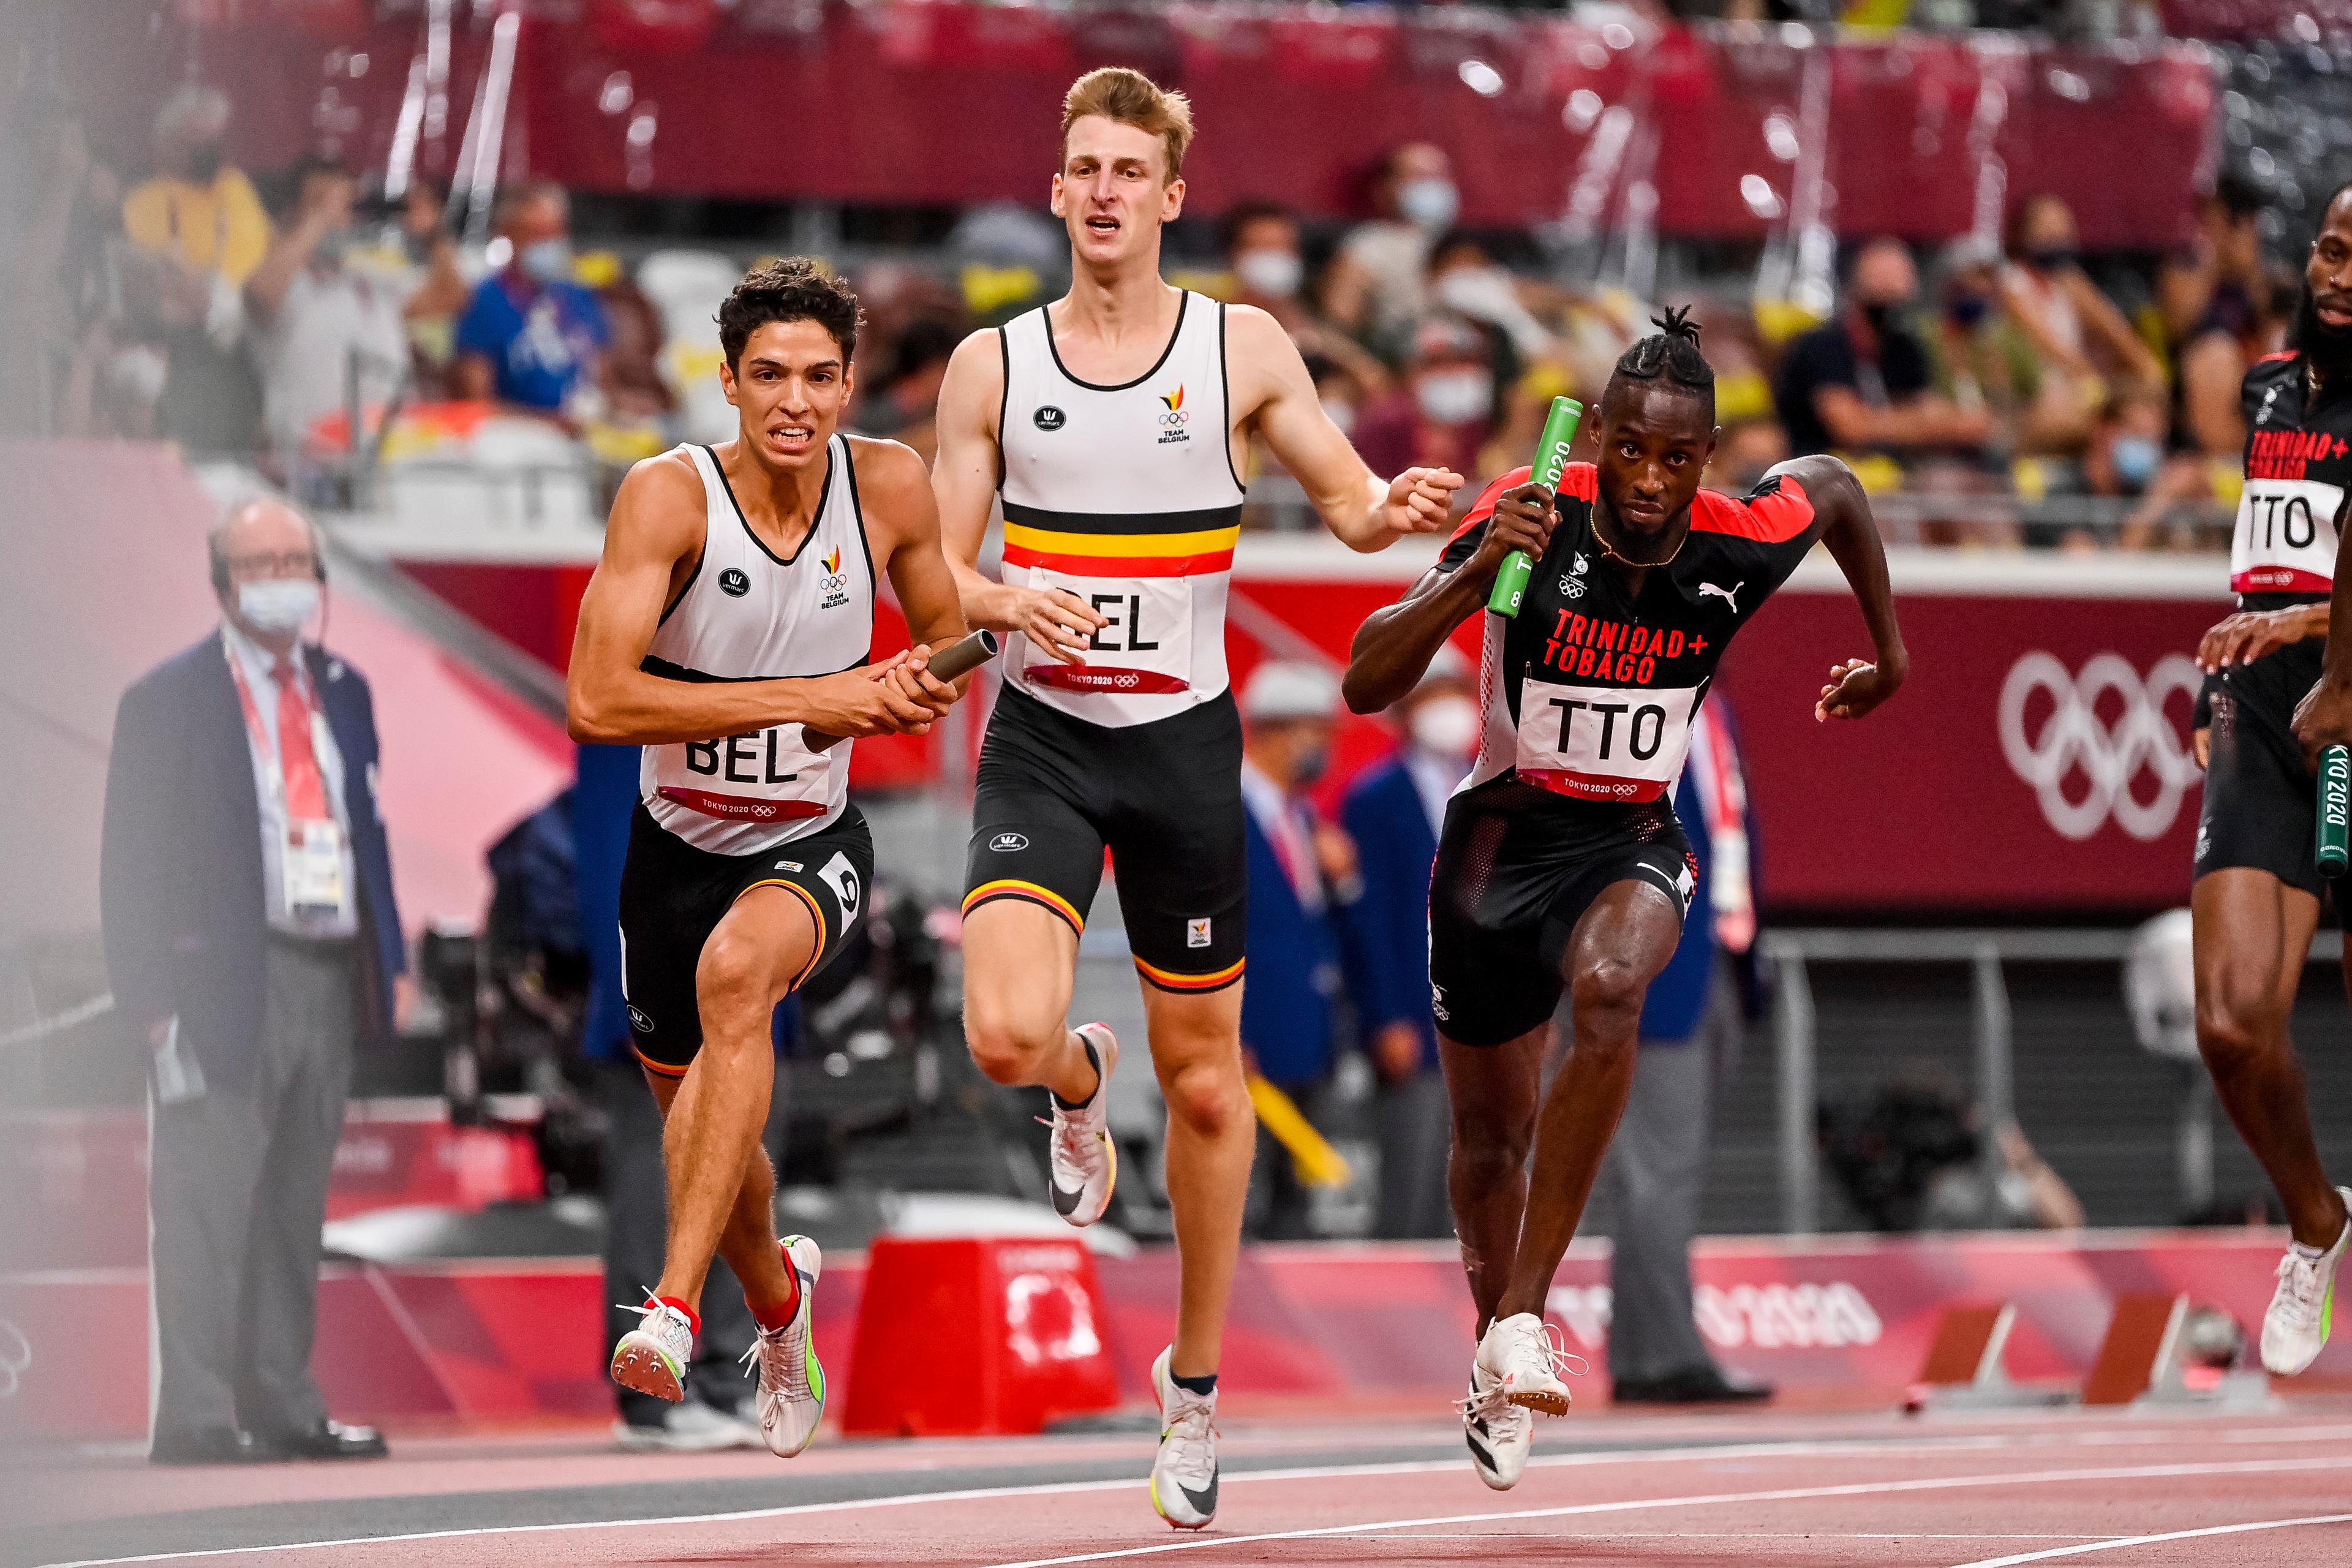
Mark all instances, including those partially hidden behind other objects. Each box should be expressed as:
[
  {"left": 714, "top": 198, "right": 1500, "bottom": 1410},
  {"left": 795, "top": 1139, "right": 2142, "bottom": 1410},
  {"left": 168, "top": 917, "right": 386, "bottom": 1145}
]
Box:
[{"left": 222, "top": 633, "right": 321, "bottom": 817}]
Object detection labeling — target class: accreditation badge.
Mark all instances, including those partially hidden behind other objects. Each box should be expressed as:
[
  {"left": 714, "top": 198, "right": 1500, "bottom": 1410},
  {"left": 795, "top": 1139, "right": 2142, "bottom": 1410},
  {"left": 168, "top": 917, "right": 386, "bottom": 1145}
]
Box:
[{"left": 282, "top": 816, "right": 352, "bottom": 917}]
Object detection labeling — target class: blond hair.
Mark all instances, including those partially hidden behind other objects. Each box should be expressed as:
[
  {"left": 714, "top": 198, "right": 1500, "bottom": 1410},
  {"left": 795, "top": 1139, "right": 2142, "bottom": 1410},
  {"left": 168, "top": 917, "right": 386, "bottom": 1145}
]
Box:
[{"left": 1060, "top": 67, "right": 1194, "bottom": 183}]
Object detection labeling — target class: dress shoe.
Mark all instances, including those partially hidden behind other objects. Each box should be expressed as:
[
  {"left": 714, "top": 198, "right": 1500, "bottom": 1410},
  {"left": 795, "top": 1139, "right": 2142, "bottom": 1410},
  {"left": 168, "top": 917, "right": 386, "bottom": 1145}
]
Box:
[
  {"left": 149, "top": 1427, "right": 263, "bottom": 1465},
  {"left": 258, "top": 1419, "right": 390, "bottom": 1460},
  {"left": 1610, "top": 1365, "right": 1774, "bottom": 1405}
]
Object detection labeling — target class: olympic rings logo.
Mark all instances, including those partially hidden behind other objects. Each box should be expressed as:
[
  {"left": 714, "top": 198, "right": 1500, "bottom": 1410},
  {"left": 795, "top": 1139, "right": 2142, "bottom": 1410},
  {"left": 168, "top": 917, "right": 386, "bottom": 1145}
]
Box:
[{"left": 1997, "top": 651, "right": 2203, "bottom": 842}]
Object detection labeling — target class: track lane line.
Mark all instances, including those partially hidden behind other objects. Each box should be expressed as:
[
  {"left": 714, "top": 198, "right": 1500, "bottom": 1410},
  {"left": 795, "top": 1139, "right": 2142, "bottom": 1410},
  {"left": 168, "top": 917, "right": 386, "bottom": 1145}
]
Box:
[
  {"left": 1945, "top": 1512, "right": 2352, "bottom": 1567},
  {"left": 39, "top": 1431, "right": 2352, "bottom": 1567},
  {"left": 973, "top": 1455, "right": 2352, "bottom": 1568}
]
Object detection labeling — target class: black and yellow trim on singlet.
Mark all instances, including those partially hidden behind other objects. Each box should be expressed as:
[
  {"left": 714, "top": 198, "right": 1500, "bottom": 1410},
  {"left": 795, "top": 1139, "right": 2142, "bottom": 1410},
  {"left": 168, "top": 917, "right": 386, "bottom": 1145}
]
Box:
[{"left": 999, "top": 501, "right": 1242, "bottom": 579}]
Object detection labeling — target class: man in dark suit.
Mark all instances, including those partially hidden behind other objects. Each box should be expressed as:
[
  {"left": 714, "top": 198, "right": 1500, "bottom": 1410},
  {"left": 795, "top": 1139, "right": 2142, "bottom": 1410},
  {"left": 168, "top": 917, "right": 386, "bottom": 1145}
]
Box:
[
  {"left": 1235, "top": 662, "right": 1365, "bottom": 1240},
  {"left": 1585, "top": 699, "right": 1771, "bottom": 1406},
  {"left": 101, "top": 497, "right": 402, "bottom": 1464},
  {"left": 1341, "top": 650, "right": 1478, "bottom": 1239}
]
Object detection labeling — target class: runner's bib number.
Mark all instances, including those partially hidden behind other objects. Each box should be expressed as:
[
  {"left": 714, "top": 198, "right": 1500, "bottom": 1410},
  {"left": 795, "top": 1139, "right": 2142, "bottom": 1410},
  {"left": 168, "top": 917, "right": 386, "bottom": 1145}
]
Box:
[
  {"left": 2231, "top": 477, "right": 2342, "bottom": 595},
  {"left": 1012, "top": 567, "right": 1194, "bottom": 697},
  {"left": 653, "top": 725, "right": 835, "bottom": 824},
  {"left": 1513, "top": 679, "right": 1702, "bottom": 804}
]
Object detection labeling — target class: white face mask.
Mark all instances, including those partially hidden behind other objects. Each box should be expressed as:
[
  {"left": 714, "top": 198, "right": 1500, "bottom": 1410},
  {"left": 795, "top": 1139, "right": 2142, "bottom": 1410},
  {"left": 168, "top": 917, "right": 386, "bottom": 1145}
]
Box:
[
  {"left": 1433, "top": 265, "right": 1518, "bottom": 322},
  {"left": 1409, "top": 694, "right": 1480, "bottom": 761},
  {"left": 1414, "top": 368, "right": 1491, "bottom": 426},
  {"left": 1398, "top": 177, "right": 1460, "bottom": 232},
  {"left": 238, "top": 578, "right": 320, "bottom": 637},
  {"left": 1235, "top": 249, "right": 1304, "bottom": 300}
]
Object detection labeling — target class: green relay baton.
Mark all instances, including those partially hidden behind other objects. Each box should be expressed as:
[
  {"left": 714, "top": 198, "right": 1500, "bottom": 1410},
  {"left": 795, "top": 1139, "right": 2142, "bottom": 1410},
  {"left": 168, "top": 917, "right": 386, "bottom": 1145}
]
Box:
[
  {"left": 1487, "top": 396, "right": 1585, "bottom": 617},
  {"left": 2320, "top": 744, "right": 2351, "bottom": 876}
]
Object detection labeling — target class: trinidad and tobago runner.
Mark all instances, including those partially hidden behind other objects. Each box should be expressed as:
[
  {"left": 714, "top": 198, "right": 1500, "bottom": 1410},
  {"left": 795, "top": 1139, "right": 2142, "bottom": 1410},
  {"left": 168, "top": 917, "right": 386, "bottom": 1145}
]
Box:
[
  {"left": 929, "top": 68, "right": 1461, "bottom": 1529},
  {"left": 1344, "top": 309, "right": 1907, "bottom": 1489},
  {"left": 2206, "top": 181, "right": 2352, "bottom": 1376},
  {"left": 565, "top": 261, "right": 971, "bottom": 1458}
]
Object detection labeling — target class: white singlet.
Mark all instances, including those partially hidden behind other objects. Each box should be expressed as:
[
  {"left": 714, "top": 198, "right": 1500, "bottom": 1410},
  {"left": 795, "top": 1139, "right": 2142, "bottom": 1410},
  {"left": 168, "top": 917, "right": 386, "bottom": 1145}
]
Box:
[
  {"left": 638, "top": 439, "right": 876, "bottom": 855},
  {"left": 995, "top": 290, "right": 1248, "bottom": 727}
]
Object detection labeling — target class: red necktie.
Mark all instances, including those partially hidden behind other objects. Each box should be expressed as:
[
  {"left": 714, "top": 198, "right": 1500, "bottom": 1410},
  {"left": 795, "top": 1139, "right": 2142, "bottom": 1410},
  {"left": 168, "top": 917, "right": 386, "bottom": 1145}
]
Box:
[{"left": 271, "top": 659, "right": 330, "bottom": 819}]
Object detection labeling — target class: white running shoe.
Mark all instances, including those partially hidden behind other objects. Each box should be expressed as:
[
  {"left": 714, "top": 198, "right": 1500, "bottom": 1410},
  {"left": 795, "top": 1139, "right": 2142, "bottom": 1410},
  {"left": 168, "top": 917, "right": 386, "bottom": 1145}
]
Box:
[
  {"left": 611, "top": 1294, "right": 695, "bottom": 1403},
  {"left": 1476, "top": 1312, "right": 1578, "bottom": 1417},
  {"left": 742, "top": 1235, "right": 826, "bottom": 1457},
  {"left": 2263, "top": 1188, "right": 2352, "bottom": 1375},
  {"left": 1046, "top": 1023, "right": 1120, "bottom": 1227},
  {"left": 1148, "top": 1346, "right": 1219, "bottom": 1531},
  {"left": 612, "top": 1400, "right": 761, "bottom": 1452},
  {"left": 1460, "top": 1363, "right": 1534, "bottom": 1490}
]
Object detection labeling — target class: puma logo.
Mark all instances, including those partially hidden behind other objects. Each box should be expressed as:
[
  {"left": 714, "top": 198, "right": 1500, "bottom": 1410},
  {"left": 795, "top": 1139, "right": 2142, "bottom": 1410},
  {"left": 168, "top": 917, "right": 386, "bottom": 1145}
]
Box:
[{"left": 1698, "top": 581, "right": 1744, "bottom": 612}]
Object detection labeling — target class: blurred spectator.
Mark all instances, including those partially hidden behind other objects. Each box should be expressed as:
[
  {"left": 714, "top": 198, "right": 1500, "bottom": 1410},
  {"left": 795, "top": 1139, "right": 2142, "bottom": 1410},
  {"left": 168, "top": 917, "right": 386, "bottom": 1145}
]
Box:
[
  {"left": 1350, "top": 314, "right": 1496, "bottom": 491},
  {"left": 2078, "top": 383, "right": 2178, "bottom": 551},
  {"left": 1591, "top": 701, "right": 1770, "bottom": 1405},
  {"left": 576, "top": 252, "right": 679, "bottom": 462},
  {"left": 349, "top": 176, "right": 470, "bottom": 398},
  {"left": 121, "top": 84, "right": 270, "bottom": 453},
  {"left": 1427, "top": 230, "right": 1559, "bottom": 366},
  {"left": 2162, "top": 176, "right": 2274, "bottom": 461},
  {"left": 1237, "top": 662, "right": 1365, "bottom": 1242},
  {"left": 245, "top": 157, "right": 409, "bottom": 466},
  {"left": 1224, "top": 202, "right": 1389, "bottom": 401},
  {"left": 1341, "top": 649, "right": 1475, "bottom": 1240},
  {"left": 2000, "top": 192, "right": 2165, "bottom": 448},
  {"left": 1774, "top": 237, "right": 1993, "bottom": 462},
  {"left": 854, "top": 315, "right": 962, "bottom": 464},
  {"left": 454, "top": 181, "right": 610, "bottom": 419},
  {"left": 1818, "top": 1070, "right": 2085, "bottom": 1232},
  {"left": 1923, "top": 237, "right": 2046, "bottom": 448},
  {"left": 101, "top": 497, "right": 402, "bottom": 1464},
  {"left": 0, "top": 89, "right": 120, "bottom": 436},
  {"left": 1779, "top": 239, "right": 2014, "bottom": 545},
  {"left": 2158, "top": 175, "right": 2269, "bottom": 369},
  {"left": 1323, "top": 142, "right": 1457, "bottom": 350}
]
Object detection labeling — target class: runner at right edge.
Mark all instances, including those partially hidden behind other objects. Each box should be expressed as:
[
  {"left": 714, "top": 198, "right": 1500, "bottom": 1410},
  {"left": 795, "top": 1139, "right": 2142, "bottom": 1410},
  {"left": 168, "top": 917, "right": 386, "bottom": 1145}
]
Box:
[
  {"left": 1341, "top": 308, "right": 1907, "bottom": 1490},
  {"left": 2207, "top": 181, "right": 2352, "bottom": 1376}
]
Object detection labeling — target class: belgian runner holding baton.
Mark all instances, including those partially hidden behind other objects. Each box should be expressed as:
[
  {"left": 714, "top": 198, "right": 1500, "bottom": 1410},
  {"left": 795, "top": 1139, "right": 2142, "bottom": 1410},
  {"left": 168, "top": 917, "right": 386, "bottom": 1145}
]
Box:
[
  {"left": 1344, "top": 309, "right": 1905, "bottom": 1490},
  {"left": 567, "top": 262, "right": 973, "bottom": 1461}
]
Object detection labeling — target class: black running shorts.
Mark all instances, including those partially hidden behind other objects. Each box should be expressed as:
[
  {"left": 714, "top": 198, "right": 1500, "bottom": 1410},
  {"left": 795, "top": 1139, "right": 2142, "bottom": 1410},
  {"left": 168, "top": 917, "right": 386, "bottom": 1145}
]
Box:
[
  {"left": 1428, "top": 781, "right": 1697, "bottom": 1049},
  {"left": 619, "top": 802, "right": 874, "bottom": 1076},
  {"left": 2196, "top": 644, "right": 2346, "bottom": 903},
  {"left": 963, "top": 684, "right": 1248, "bottom": 991}
]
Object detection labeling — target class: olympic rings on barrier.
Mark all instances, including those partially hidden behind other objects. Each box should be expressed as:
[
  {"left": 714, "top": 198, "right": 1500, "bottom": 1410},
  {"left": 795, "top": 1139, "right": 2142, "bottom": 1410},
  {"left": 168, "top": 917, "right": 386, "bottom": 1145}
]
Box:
[{"left": 1998, "top": 651, "right": 2204, "bottom": 842}]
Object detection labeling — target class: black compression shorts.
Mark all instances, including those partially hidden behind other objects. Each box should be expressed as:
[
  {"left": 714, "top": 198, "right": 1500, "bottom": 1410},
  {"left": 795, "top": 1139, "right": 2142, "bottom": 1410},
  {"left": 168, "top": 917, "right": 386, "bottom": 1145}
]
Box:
[
  {"left": 963, "top": 684, "right": 1247, "bottom": 991},
  {"left": 1428, "top": 781, "right": 1697, "bottom": 1049},
  {"left": 2196, "top": 645, "right": 2346, "bottom": 903},
  {"left": 618, "top": 802, "right": 873, "bottom": 1076}
]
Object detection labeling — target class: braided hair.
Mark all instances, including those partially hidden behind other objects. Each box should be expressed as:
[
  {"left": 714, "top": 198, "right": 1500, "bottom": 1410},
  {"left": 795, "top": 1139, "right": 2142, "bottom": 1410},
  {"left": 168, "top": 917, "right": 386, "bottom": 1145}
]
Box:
[{"left": 1602, "top": 304, "right": 1714, "bottom": 418}]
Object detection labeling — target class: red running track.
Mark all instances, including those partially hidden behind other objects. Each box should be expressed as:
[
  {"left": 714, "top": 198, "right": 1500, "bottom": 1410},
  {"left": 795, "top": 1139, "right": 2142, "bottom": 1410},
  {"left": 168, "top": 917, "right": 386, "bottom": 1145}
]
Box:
[{"left": 19, "top": 1406, "right": 2352, "bottom": 1567}]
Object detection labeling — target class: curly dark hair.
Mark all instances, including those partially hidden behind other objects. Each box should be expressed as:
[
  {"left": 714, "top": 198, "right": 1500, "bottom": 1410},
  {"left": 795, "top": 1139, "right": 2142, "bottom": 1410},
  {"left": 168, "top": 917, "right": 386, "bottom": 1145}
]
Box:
[
  {"left": 1602, "top": 304, "right": 1714, "bottom": 418},
  {"left": 717, "top": 258, "right": 864, "bottom": 370}
]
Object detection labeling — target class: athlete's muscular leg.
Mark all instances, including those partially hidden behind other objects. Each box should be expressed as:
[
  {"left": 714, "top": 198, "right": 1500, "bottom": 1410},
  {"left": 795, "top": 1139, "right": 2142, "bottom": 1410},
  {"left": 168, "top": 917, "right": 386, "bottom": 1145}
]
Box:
[
  {"left": 962, "top": 902, "right": 1101, "bottom": 1104},
  {"left": 1493, "top": 880, "right": 1684, "bottom": 1321},
  {"left": 650, "top": 886, "right": 810, "bottom": 1314},
  {"left": 1440, "top": 1027, "right": 1546, "bottom": 1333},
  {"left": 2193, "top": 868, "right": 2348, "bottom": 1248},
  {"left": 1139, "top": 980, "right": 1253, "bottom": 1381}
]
